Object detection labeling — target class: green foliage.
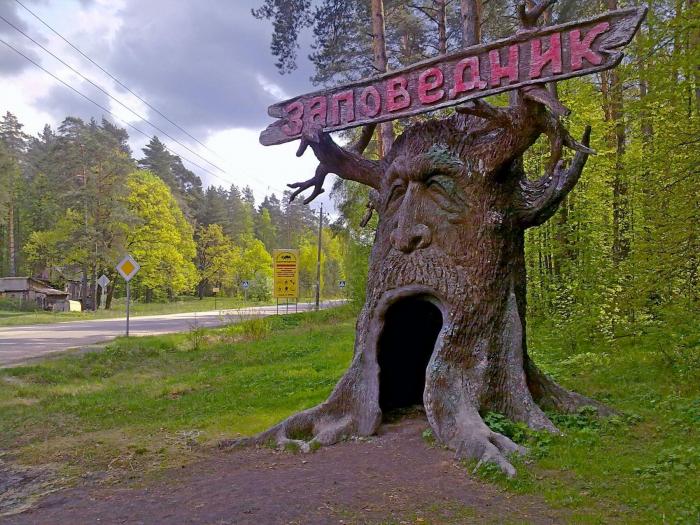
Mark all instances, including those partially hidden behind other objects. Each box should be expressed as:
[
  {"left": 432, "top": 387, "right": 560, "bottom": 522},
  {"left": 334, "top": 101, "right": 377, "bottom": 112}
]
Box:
[
  {"left": 126, "top": 170, "right": 198, "bottom": 298},
  {"left": 0, "top": 296, "right": 41, "bottom": 312},
  {"left": 3, "top": 112, "right": 350, "bottom": 307}
]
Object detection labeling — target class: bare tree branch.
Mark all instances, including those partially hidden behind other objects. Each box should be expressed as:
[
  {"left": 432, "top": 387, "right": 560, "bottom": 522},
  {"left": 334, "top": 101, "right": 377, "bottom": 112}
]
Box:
[{"left": 288, "top": 124, "right": 381, "bottom": 204}]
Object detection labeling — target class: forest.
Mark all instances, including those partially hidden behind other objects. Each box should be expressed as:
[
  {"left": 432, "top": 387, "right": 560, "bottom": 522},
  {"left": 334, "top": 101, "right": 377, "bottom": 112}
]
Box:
[{"left": 0, "top": 114, "right": 349, "bottom": 307}]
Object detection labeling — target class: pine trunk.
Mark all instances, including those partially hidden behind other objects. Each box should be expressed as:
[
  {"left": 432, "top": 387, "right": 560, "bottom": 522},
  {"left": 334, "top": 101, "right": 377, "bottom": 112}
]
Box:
[
  {"left": 600, "top": 0, "right": 629, "bottom": 265},
  {"left": 7, "top": 203, "right": 15, "bottom": 277},
  {"left": 460, "top": 0, "right": 481, "bottom": 48},
  {"left": 371, "top": 0, "right": 393, "bottom": 156},
  {"left": 436, "top": 0, "right": 448, "bottom": 55}
]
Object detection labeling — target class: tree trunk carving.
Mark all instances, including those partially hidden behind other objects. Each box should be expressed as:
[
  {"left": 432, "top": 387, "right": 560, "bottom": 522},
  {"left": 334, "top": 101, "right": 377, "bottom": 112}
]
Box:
[{"left": 226, "top": 1, "right": 614, "bottom": 477}]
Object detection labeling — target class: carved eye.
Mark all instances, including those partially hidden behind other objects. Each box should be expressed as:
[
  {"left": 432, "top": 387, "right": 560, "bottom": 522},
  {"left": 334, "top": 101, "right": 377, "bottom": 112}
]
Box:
[
  {"left": 427, "top": 175, "right": 451, "bottom": 195},
  {"left": 387, "top": 182, "right": 406, "bottom": 207},
  {"left": 426, "top": 174, "right": 463, "bottom": 213}
]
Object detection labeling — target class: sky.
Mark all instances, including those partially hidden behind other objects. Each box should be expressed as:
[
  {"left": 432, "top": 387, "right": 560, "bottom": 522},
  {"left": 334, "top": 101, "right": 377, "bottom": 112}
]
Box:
[{"left": 0, "top": 0, "right": 333, "bottom": 210}]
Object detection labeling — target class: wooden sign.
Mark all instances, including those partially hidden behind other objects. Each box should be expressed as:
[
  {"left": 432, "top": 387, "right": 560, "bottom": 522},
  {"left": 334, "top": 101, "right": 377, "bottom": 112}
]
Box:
[{"left": 260, "top": 7, "right": 646, "bottom": 146}]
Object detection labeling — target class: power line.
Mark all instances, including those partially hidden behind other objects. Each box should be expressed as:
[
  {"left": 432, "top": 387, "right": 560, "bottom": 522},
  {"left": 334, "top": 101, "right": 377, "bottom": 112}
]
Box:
[
  {"left": 0, "top": 13, "right": 227, "bottom": 175},
  {"left": 12, "top": 0, "right": 222, "bottom": 160},
  {"left": 6, "top": 5, "right": 292, "bottom": 197},
  {"left": 0, "top": 37, "right": 235, "bottom": 185}
]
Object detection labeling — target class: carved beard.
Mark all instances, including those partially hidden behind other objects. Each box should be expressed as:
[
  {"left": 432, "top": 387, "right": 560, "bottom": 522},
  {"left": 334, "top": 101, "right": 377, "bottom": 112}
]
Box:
[{"left": 367, "top": 247, "right": 467, "bottom": 308}]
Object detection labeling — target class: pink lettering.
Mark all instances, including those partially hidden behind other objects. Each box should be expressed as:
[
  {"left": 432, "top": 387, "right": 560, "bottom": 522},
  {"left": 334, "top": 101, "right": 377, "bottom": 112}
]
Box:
[
  {"left": 489, "top": 45, "right": 520, "bottom": 87},
  {"left": 530, "top": 33, "right": 562, "bottom": 79},
  {"left": 307, "top": 96, "right": 327, "bottom": 126},
  {"left": 570, "top": 22, "right": 609, "bottom": 71},
  {"left": 282, "top": 101, "right": 304, "bottom": 136},
  {"left": 386, "top": 76, "right": 411, "bottom": 112},
  {"left": 358, "top": 86, "right": 381, "bottom": 117},
  {"left": 418, "top": 67, "right": 445, "bottom": 104},
  {"left": 329, "top": 90, "right": 355, "bottom": 126},
  {"left": 451, "top": 57, "right": 487, "bottom": 97}
]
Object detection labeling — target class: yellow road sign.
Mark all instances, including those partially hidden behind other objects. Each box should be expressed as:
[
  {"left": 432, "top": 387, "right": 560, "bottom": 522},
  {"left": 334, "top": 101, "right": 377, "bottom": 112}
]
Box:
[
  {"left": 273, "top": 249, "right": 299, "bottom": 299},
  {"left": 116, "top": 254, "right": 140, "bottom": 282}
]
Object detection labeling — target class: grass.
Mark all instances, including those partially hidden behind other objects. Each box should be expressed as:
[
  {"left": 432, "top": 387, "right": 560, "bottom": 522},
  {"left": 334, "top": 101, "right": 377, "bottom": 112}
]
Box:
[
  {"left": 0, "top": 296, "right": 294, "bottom": 327},
  {"left": 0, "top": 305, "right": 698, "bottom": 523},
  {"left": 0, "top": 306, "right": 354, "bottom": 482},
  {"left": 470, "top": 317, "right": 700, "bottom": 524}
]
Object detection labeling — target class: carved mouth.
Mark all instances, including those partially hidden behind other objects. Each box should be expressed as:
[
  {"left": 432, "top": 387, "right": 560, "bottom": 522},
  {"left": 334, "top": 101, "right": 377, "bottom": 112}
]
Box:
[{"left": 374, "top": 288, "right": 445, "bottom": 414}]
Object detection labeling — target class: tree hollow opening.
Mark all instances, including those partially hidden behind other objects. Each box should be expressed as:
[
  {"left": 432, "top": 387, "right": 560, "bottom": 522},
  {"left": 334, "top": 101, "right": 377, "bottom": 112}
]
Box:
[{"left": 378, "top": 296, "right": 443, "bottom": 413}]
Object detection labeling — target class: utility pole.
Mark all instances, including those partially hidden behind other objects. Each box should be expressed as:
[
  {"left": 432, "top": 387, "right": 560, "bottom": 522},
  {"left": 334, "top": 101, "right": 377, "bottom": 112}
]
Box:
[{"left": 315, "top": 203, "right": 323, "bottom": 311}]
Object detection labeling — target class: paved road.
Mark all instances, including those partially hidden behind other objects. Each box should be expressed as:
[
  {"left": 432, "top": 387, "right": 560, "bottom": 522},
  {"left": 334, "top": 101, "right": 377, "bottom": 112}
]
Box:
[{"left": 0, "top": 301, "right": 343, "bottom": 367}]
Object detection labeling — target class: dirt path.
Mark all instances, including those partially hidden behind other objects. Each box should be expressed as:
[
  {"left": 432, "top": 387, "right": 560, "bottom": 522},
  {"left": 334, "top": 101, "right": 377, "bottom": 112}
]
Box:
[{"left": 2, "top": 418, "right": 564, "bottom": 524}]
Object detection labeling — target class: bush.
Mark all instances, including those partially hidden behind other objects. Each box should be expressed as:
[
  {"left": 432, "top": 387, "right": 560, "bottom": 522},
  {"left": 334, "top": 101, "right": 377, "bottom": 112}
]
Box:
[{"left": 0, "top": 296, "right": 42, "bottom": 312}]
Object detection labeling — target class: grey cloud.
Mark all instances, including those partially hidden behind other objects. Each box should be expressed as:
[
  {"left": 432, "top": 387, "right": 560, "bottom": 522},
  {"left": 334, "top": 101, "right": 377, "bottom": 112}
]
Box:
[
  {"left": 37, "top": 80, "right": 113, "bottom": 124},
  {"left": 0, "top": 0, "right": 47, "bottom": 74},
  {"left": 101, "top": 0, "right": 315, "bottom": 136}
]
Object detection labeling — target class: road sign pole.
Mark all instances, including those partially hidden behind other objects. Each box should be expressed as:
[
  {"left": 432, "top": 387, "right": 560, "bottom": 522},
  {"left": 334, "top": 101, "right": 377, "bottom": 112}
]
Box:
[{"left": 126, "top": 280, "right": 130, "bottom": 337}]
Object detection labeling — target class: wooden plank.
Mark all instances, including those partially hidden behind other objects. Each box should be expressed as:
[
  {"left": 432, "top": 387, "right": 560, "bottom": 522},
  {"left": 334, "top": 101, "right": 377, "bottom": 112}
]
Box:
[{"left": 260, "top": 6, "right": 646, "bottom": 146}]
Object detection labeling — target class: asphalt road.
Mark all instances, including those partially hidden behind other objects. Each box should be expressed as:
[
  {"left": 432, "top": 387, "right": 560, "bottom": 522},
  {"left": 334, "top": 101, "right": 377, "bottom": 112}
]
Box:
[{"left": 0, "top": 300, "right": 343, "bottom": 367}]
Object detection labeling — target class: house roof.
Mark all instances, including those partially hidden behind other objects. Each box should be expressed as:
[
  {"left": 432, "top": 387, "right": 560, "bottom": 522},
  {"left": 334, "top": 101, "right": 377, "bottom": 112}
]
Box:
[
  {"left": 0, "top": 277, "right": 31, "bottom": 292},
  {"left": 0, "top": 277, "right": 69, "bottom": 297}
]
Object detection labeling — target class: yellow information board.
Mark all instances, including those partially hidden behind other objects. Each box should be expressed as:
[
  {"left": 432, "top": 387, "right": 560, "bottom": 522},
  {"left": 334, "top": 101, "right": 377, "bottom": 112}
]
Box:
[{"left": 273, "top": 249, "right": 299, "bottom": 299}]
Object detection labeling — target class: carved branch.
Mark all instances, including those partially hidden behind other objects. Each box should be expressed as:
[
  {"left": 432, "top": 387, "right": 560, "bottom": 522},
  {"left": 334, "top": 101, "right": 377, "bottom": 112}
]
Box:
[
  {"left": 456, "top": 99, "right": 512, "bottom": 126},
  {"left": 516, "top": 126, "right": 592, "bottom": 228},
  {"left": 522, "top": 85, "right": 570, "bottom": 117},
  {"left": 517, "top": 0, "right": 557, "bottom": 30},
  {"left": 288, "top": 124, "right": 382, "bottom": 204}
]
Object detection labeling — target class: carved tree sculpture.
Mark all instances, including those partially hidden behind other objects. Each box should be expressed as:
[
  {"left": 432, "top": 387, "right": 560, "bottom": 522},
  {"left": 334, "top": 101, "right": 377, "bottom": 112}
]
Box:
[{"left": 231, "top": 2, "right": 615, "bottom": 476}]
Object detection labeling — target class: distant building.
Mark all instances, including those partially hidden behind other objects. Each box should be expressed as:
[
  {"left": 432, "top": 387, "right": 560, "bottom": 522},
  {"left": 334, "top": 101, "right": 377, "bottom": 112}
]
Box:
[{"left": 0, "top": 277, "right": 70, "bottom": 311}]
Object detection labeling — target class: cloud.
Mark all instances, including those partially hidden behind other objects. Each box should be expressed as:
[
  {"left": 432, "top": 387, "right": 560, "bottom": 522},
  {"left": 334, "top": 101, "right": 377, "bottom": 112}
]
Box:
[
  {"left": 0, "top": 0, "right": 47, "bottom": 75},
  {"left": 98, "top": 0, "right": 315, "bottom": 135},
  {"left": 37, "top": 80, "right": 113, "bottom": 123}
]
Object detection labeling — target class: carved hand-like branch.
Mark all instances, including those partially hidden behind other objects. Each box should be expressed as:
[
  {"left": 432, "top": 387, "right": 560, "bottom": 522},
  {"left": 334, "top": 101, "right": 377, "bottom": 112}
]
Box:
[
  {"left": 456, "top": 99, "right": 512, "bottom": 126},
  {"left": 516, "top": 126, "right": 592, "bottom": 228},
  {"left": 517, "top": 0, "right": 557, "bottom": 30},
  {"left": 288, "top": 124, "right": 381, "bottom": 204},
  {"left": 522, "top": 85, "right": 569, "bottom": 118}
]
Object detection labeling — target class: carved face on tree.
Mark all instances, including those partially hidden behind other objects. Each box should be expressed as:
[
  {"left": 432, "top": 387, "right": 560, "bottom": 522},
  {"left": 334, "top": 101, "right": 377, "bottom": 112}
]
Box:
[{"left": 381, "top": 145, "right": 470, "bottom": 256}]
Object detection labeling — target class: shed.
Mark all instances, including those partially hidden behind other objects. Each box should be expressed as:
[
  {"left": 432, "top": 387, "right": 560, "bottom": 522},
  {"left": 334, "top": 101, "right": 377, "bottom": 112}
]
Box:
[{"left": 0, "top": 277, "right": 71, "bottom": 311}]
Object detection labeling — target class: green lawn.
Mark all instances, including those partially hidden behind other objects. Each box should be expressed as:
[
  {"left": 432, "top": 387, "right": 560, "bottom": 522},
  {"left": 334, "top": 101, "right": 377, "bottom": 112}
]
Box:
[
  {"left": 0, "top": 306, "right": 697, "bottom": 523},
  {"left": 0, "top": 296, "right": 277, "bottom": 327}
]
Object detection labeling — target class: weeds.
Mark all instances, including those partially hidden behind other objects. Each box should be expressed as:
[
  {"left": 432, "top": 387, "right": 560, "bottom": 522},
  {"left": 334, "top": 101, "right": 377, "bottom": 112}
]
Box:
[{"left": 240, "top": 316, "right": 271, "bottom": 340}]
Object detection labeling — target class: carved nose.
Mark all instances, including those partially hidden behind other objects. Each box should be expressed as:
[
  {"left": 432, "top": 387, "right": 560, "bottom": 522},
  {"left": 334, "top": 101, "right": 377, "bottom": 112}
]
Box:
[{"left": 390, "top": 223, "right": 432, "bottom": 253}]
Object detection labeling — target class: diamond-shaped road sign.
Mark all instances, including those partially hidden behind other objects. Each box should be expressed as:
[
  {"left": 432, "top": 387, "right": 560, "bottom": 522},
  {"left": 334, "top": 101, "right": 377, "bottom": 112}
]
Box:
[
  {"left": 97, "top": 274, "right": 110, "bottom": 289},
  {"left": 116, "top": 254, "right": 140, "bottom": 282}
]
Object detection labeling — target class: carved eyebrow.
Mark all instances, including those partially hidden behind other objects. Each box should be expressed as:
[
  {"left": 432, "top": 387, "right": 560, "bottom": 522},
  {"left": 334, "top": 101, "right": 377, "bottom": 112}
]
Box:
[
  {"left": 412, "top": 154, "right": 463, "bottom": 183},
  {"left": 385, "top": 149, "right": 464, "bottom": 186}
]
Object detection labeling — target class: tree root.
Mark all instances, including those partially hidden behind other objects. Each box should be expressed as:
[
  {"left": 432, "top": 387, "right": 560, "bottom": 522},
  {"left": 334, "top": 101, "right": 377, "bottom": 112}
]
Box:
[
  {"left": 219, "top": 405, "right": 359, "bottom": 452},
  {"left": 454, "top": 420, "right": 527, "bottom": 478},
  {"left": 526, "top": 359, "right": 617, "bottom": 417}
]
